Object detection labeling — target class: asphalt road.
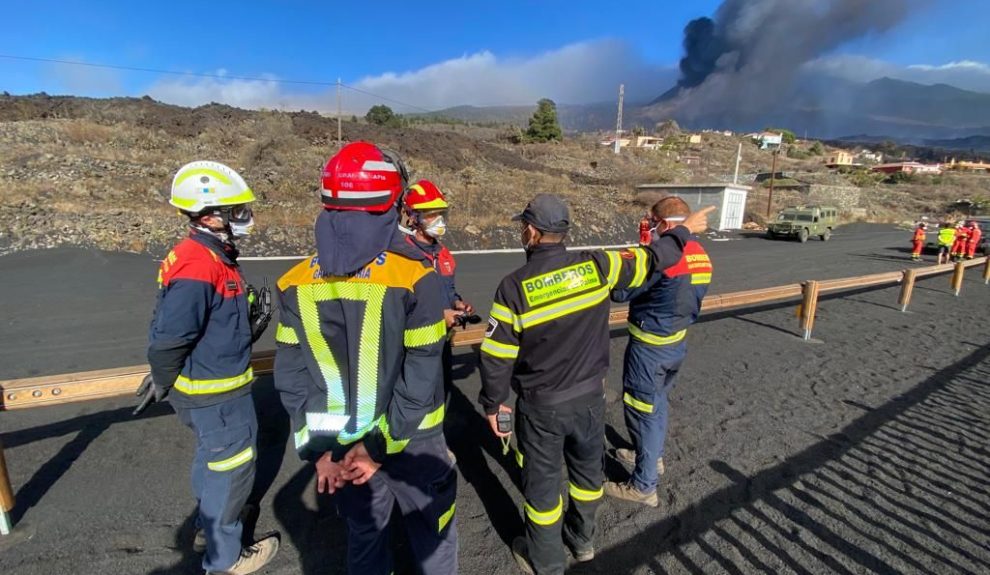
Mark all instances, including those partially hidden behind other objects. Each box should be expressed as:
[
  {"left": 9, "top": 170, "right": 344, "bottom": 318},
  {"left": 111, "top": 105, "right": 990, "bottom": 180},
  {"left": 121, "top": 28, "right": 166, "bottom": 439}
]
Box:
[
  {"left": 2, "top": 224, "right": 988, "bottom": 575},
  {"left": 0, "top": 224, "right": 921, "bottom": 380}
]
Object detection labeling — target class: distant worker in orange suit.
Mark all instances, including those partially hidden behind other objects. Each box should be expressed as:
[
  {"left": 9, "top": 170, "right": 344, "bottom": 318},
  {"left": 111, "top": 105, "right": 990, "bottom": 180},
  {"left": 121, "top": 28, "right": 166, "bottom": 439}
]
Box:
[
  {"left": 951, "top": 222, "right": 970, "bottom": 261},
  {"left": 639, "top": 214, "right": 652, "bottom": 245},
  {"left": 910, "top": 222, "right": 927, "bottom": 262},
  {"left": 965, "top": 220, "right": 982, "bottom": 259}
]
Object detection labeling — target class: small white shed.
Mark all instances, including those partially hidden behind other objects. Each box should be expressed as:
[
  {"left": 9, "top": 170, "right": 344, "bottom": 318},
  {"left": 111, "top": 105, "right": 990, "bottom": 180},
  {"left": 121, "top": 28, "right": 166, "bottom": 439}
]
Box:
[{"left": 635, "top": 183, "right": 750, "bottom": 231}]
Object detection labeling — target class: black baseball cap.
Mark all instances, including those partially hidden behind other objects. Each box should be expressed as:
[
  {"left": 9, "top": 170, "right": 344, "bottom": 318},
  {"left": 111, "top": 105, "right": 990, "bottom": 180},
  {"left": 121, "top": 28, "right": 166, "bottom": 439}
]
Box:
[{"left": 511, "top": 193, "right": 570, "bottom": 233}]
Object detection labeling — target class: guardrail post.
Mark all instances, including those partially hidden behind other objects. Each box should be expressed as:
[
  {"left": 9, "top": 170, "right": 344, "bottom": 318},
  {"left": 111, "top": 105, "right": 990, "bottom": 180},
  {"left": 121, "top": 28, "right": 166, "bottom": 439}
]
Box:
[
  {"left": 951, "top": 261, "right": 966, "bottom": 296},
  {"left": 800, "top": 280, "right": 821, "bottom": 341},
  {"left": 898, "top": 269, "right": 918, "bottom": 312},
  {"left": 983, "top": 256, "right": 990, "bottom": 285},
  {"left": 0, "top": 439, "right": 14, "bottom": 535}
]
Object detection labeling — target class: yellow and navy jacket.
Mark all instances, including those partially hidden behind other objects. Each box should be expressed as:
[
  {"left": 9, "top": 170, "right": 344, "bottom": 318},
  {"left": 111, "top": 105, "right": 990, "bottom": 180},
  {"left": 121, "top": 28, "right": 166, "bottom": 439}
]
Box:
[
  {"left": 147, "top": 231, "right": 254, "bottom": 409},
  {"left": 612, "top": 236, "right": 712, "bottom": 345},
  {"left": 478, "top": 228, "right": 690, "bottom": 414},
  {"left": 273, "top": 241, "right": 447, "bottom": 463}
]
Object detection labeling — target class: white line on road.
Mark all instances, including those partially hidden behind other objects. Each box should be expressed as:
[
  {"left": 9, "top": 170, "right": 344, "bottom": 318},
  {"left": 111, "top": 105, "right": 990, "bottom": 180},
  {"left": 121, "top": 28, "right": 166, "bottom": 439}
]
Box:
[{"left": 240, "top": 243, "right": 638, "bottom": 261}]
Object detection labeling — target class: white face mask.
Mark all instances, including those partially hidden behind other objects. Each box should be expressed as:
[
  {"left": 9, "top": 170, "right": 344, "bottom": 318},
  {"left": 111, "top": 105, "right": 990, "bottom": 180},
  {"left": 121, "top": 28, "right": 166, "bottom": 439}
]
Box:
[
  {"left": 424, "top": 215, "right": 447, "bottom": 238},
  {"left": 229, "top": 216, "right": 255, "bottom": 238}
]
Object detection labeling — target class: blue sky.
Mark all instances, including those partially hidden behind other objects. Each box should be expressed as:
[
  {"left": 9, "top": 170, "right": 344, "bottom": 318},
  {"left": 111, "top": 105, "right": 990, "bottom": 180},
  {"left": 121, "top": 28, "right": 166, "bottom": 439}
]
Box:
[{"left": 1, "top": 0, "right": 988, "bottom": 111}]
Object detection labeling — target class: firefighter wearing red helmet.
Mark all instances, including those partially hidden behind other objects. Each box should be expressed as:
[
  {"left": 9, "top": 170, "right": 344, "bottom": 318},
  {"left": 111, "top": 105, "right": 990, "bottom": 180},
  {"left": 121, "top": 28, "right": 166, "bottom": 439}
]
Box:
[
  {"left": 401, "top": 179, "right": 475, "bottom": 325},
  {"left": 274, "top": 142, "right": 457, "bottom": 574}
]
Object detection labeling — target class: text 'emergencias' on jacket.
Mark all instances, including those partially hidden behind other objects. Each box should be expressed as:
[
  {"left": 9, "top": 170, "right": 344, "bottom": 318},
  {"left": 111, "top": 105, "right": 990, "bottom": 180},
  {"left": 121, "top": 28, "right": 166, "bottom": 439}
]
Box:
[{"left": 478, "top": 227, "right": 691, "bottom": 415}]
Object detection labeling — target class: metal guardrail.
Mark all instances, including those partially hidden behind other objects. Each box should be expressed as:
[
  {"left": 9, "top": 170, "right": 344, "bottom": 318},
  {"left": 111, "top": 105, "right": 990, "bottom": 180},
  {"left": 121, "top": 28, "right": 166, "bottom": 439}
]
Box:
[{"left": 0, "top": 256, "right": 987, "bottom": 534}]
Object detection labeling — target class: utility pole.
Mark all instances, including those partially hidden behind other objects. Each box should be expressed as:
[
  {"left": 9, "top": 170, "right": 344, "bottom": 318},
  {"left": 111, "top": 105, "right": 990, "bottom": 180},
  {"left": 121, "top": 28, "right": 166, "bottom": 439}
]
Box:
[
  {"left": 766, "top": 148, "right": 778, "bottom": 219},
  {"left": 733, "top": 142, "right": 742, "bottom": 184},
  {"left": 614, "top": 84, "right": 624, "bottom": 155},
  {"left": 336, "top": 77, "right": 342, "bottom": 147}
]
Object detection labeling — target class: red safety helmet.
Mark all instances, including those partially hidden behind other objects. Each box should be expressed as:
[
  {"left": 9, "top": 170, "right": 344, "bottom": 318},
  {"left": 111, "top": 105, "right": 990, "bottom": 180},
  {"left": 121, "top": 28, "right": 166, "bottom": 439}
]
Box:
[
  {"left": 320, "top": 141, "right": 408, "bottom": 212},
  {"left": 403, "top": 180, "right": 449, "bottom": 212}
]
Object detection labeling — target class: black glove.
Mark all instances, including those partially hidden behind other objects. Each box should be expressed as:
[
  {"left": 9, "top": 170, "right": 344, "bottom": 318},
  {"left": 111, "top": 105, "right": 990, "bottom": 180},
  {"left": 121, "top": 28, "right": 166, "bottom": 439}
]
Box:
[
  {"left": 133, "top": 374, "right": 169, "bottom": 416},
  {"left": 247, "top": 279, "right": 273, "bottom": 343}
]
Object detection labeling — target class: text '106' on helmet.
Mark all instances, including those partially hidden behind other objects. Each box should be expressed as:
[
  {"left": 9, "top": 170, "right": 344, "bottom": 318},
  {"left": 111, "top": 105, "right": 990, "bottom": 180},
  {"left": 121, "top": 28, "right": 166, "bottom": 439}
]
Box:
[
  {"left": 403, "top": 180, "right": 449, "bottom": 212},
  {"left": 320, "top": 141, "right": 410, "bottom": 212},
  {"left": 169, "top": 161, "right": 256, "bottom": 215}
]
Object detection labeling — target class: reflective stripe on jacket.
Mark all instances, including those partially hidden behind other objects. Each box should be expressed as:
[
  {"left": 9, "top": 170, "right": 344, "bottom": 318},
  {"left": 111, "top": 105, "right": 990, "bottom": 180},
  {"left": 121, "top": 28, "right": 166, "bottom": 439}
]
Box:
[
  {"left": 274, "top": 241, "right": 447, "bottom": 463},
  {"left": 147, "top": 232, "right": 254, "bottom": 409},
  {"left": 613, "top": 238, "right": 712, "bottom": 344},
  {"left": 478, "top": 227, "right": 691, "bottom": 414}
]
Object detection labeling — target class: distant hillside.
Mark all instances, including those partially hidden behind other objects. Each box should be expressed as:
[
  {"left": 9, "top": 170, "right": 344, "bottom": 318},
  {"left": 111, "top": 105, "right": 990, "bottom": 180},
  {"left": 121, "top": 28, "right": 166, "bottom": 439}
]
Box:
[
  {"left": 922, "top": 135, "right": 990, "bottom": 153},
  {"left": 422, "top": 78, "right": 990, "bottom": 142},
  {"left": 414, "top": 102, "right": 630, "bottom": 133}
]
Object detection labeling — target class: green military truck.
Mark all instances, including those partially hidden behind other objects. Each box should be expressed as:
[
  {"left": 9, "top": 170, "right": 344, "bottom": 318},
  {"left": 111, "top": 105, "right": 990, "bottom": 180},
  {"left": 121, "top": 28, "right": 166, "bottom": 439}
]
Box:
[{"left": 766, "top": 205, "right": 838, "bottom": 243}]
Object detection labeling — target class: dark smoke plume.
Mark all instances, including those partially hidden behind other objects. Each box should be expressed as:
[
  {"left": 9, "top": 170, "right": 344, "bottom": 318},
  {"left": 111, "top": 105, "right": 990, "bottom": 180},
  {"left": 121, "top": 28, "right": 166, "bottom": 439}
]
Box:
[
  {"left": 679, "top": 18, "right": 728, "bottom": 89},
  {"left": 651, "top": 0, "right": 918, "bottom": 123}
]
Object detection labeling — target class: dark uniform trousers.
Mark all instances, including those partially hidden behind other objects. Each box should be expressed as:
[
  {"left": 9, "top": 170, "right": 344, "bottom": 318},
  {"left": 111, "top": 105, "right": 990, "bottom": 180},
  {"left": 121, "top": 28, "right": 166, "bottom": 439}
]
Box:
[
  {"left": 622, "top": 339, "right": 686, "bottom": 493},
  {"left": 334, "top": 434, "right": 458, "bottom": 575},
  {"left": 175, "top": 393, "right": 258, "bottom": 572},
  {"left": 517, "top": 391, "right": 606, "bottom": 575}
]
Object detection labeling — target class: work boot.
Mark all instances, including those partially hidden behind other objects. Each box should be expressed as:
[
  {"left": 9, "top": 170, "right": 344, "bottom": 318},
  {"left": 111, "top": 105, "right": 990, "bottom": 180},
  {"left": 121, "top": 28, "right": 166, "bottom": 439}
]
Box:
[
  {"left": 206, "top": 534, "right": 280, "bottom": 575},
  {"left": 615, "top": 448, "right": 665, "bottom": 476},
  {"left": 604, "top": 481, "right": 659, "bottom": 508},
  {"left": 563, "top": 534, "right": 594, "bottom": 563},
  {"left": 193, "top": 528, "right": 207, "bottom": 554},
  {"left": 510, "top": 536, "right": 536, "bottom": 575}
]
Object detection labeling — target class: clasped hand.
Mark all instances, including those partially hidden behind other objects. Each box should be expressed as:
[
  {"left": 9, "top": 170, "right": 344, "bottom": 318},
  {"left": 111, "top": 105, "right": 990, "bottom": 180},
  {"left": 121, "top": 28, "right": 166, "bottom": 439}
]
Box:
[{"left": 315, "top": 442, "right": 382, "bottom": 495}]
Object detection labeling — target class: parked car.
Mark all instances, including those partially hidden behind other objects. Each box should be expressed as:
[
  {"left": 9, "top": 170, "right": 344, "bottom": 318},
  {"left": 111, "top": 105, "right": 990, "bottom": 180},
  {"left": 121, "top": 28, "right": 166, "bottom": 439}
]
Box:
[{"left": 766, "top": 205, "right": 838, "bottom": 243}]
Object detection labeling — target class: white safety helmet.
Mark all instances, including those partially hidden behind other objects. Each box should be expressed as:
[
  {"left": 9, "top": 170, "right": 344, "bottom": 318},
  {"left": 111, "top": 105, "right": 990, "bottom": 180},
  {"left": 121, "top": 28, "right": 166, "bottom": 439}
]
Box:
[{"left": 169, "top": 161, "right": 256, "bottom": 214}]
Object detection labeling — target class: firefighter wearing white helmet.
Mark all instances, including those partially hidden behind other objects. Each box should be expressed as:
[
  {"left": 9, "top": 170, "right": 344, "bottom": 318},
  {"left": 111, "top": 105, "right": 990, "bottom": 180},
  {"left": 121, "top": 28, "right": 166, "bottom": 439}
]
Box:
[
  {"left": 169, "top": 160, "right": 258, "bottom": 238},
  {"left": 139, "top": 161, "right": 279, "bottom": 575}
]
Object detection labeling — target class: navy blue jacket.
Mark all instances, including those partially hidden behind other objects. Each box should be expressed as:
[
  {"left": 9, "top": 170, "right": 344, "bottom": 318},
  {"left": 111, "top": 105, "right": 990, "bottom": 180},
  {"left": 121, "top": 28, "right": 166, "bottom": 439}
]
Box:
[
  {"left": 404, "top": 235, "right": 462, "bottom": 309},
  {"left": 147, "top": 231, "right": 254, "bottom": 409},
  {"left": 612, "top": 237, "right": 712, "bottom": 343},
  {"left": 274, "top": 235, "right": 447, "bottom": 463}
]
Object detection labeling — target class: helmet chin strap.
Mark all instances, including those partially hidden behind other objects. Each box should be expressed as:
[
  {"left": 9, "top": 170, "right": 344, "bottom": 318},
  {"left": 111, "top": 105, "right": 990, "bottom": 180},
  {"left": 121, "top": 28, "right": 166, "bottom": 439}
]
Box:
[{"left": 190, "top": 222, "right": 232, "bottom": 243}]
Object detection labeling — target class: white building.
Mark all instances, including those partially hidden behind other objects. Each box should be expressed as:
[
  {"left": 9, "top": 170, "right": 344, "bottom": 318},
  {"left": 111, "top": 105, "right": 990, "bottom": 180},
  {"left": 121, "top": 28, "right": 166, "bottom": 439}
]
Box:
[
  {"left": 635, "top": 183, "right": 751, "bottom": 230},
  {"left": 755, "top": 132, "right": 783, "bottom": 150}
]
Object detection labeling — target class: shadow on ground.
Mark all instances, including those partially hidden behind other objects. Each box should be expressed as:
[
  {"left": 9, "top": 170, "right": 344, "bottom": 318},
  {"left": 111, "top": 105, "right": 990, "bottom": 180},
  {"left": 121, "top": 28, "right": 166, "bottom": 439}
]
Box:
[{"left": 575, "top": 344, "right": 990, "bottom": 574}]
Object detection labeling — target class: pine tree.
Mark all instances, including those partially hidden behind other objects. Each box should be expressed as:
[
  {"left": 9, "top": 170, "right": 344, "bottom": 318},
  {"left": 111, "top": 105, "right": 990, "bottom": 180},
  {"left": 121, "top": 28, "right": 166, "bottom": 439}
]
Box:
[{"left": 525, "top": 99, "right": 562, "bottom": 142}]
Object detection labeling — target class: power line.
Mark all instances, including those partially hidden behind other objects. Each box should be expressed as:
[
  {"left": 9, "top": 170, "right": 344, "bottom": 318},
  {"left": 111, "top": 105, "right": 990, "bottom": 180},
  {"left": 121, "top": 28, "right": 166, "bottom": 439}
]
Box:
[
  {"left": 0, "top": 53, "right": 435, "bottom": 113},
  {"left": 338, "top": 82, "right": 433, "bottom": 113}
]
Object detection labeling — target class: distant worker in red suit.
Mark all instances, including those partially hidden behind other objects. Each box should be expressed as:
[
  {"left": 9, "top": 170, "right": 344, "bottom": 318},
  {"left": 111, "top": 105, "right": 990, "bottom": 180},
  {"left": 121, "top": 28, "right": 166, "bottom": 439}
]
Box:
[
  {"left": 911, "top": 222, "right": 927, "bottom": 262},
  {"left": 965, "top": 220, "right": 983, "bottom": 259},
  {"left": 951, "top": 222, "right": 970, "bottom": 261}
]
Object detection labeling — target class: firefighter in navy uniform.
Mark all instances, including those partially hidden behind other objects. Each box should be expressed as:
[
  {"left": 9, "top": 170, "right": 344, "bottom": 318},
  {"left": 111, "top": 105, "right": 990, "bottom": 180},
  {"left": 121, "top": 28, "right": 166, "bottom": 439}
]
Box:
[
  {"left": 273, "top": 142, "right": 456, "bottom": 575},
  {"left": 478, "top": 194, "right": 712, "bottom": 575},
  {"left": 399, "top": 179, "right": 475, "bottom": 384},
  {"left": 605, "top": 197, "right": 713, "bottom": 507},
  {"left": 140, "top": 161, "right": 278, "bottom": 575}
]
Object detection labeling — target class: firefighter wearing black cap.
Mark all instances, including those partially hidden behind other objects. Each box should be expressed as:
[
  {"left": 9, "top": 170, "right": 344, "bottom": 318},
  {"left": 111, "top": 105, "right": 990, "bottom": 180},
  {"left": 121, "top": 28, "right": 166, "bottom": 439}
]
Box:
[{"left": 478, "top": 193, "right": 712, "bottom": 574}]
